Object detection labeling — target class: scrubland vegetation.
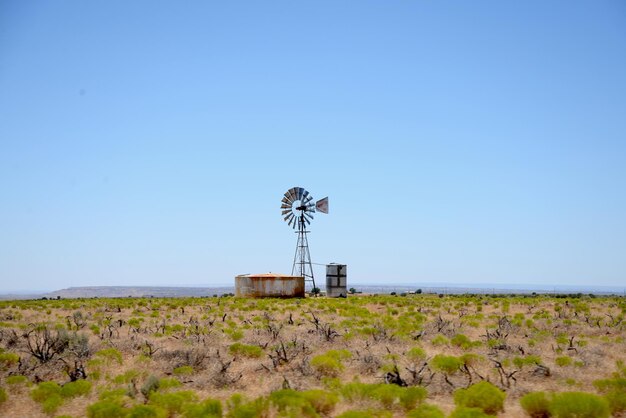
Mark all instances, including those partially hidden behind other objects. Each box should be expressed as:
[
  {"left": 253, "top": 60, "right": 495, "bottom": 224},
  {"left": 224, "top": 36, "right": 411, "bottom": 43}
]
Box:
[{"left": 0, "top": 293, "right": 624, "bottom": 417}]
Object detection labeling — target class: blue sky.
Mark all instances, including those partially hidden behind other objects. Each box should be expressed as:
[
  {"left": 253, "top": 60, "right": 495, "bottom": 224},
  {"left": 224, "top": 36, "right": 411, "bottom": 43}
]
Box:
[{"left": 1, "top": 1, "right": 625, "bottom": 292}]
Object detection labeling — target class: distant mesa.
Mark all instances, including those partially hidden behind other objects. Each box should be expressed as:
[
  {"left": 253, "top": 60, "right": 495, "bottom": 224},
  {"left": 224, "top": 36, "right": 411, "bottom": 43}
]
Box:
[
  {"left": 42, "top": 286, "right": 234, "bottom": 299},
  {"left": 0, "top": 283, "right": 621, "bottom": 301}
]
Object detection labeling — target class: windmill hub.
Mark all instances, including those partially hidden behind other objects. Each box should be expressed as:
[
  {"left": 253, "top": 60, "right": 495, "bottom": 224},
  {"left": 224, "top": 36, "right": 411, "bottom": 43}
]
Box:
[{"left": 281, "top": 187, "right": 328, "bottom": 291}]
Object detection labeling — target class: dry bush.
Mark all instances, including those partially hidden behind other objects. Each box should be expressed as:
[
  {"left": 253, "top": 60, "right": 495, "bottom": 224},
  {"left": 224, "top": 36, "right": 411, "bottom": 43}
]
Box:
[{"left": 156, "top": 347, "right": 210, "bottom": 371}]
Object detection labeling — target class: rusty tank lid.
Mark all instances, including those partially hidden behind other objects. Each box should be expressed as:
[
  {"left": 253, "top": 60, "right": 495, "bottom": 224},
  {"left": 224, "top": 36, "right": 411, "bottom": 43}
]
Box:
[{"left": 236, "top": 272, "right": 303, "bottom": 279}]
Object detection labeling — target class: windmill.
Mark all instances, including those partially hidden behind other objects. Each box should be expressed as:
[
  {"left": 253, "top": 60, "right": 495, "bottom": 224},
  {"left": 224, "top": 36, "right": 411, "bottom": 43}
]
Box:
[{"left": 281, "top": 187, "right": 328, "bottom": 290}]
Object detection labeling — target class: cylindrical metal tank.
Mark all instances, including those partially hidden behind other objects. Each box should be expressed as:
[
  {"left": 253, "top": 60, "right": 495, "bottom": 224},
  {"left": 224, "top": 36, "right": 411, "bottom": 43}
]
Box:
[
  {"left": 326, "top": 264, "right": 347, "bottom": 297},
  {"left": 235, "top": 273, "right": 305, "bottom": 298}
]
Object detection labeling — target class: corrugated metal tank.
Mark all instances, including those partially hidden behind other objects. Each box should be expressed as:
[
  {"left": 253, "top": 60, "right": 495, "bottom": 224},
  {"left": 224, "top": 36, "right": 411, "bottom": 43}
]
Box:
[
  {"left": 326, "top": 264, "right": 347, "bottom": 297},
  {"left": 235, "top": 273, "right": 305, "bottom": 298}
]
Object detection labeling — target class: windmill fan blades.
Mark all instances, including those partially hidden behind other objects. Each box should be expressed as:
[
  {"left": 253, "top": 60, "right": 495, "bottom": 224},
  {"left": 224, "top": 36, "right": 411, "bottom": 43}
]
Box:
[{"left": 282, "top": 187, "right": 323, "bottom": 229}]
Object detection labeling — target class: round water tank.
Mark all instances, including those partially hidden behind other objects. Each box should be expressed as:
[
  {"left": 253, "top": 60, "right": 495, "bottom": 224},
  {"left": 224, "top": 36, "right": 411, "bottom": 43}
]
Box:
[{"left": 235, "top": 273, "right": 305, "bottom": 298}]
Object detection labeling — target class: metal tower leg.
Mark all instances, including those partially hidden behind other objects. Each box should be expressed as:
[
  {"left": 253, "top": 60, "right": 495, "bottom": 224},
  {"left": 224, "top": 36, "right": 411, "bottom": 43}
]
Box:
[{"left": 291, "top": 216, "right": 316, "bottom": 290}]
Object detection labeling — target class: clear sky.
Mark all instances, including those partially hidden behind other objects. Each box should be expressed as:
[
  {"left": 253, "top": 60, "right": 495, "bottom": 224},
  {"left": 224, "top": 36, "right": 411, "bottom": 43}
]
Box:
[{"left": 1, "top": 1, "right": 625, "bottom": 292}]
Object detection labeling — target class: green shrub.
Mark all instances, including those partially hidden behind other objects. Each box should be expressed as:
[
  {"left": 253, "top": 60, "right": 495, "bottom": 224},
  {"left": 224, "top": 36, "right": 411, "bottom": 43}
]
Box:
[
  {"left": 340, "top": 382, "right": 376, "bottom": 402},
  {"left": 87, "top": 400, "right": 128, "bottom": 418},
  {"left": 98, "top": 388, "right": 128, "bottom": 402},
  {"left": 301, "top": 389, "right": 339, "bottom": 415},
  {"left": 0, "top": 351, "right": 19, "bottom": 369},
  {"left": 31, "top": 380, "right": 66, "bottom": 413},
  {"left": 555, "top": 356, "right": 572, "bottom": 367},
  {"left": 371, "top": 384, "right": 403, "bottom": 408},
  {"left": 448, "top": 407, "right": 492, "bottom": 418},
  {"left": 321, "top": 377, "right": 342, "bottom": 391},
  {"left": 42, "top": 395, "right": 64, "bottom": 415},
  {"left": 5, "top": 375, "right": 29, "bottom": 386},
  {"left": 173, "top": 366, "right": 194, "bottom": 376},
  {"left": 114, "top": 369, "right": 142, "bottom": 384},
  {"left": 453, "top": 381, "right": 505, "bottom": 415},
  {"left": 0, "top": 387, "right": 7, "bottom": 405},
  {"left": 407, "top": 347, "right": 427, "bottom": 363},
  {"left": 603, "top": 390, "right": 626, "bottom": 416},
  {"left": 406, "top": 404, "right": 445, "bottom": 418},
  {"left": 228, "top": 343, "right": 263, "bottom": 359},
  {"left": 549, "top": 392, "right": 609, "bottom": 418},
  {"left": 487, "top": 338, "right": 506, "bottom": 349},
  {"left": 95, "top": 347, "right": 123, "bottom": 365},
  {"left": 339, "top": 382, "right": 426, "bottom": 411},
  {"left": 519, "top": 391, "right": 551, "bottom": 418},
  {"left": 459, "top": 353, "right": 484, "bottom": 369},
  {"left": 337, "top": 412, "right": 375, "bottom": 418},
  {"left": 149, "top": 391, "right": 199, "bottom": 415},
  {"left": 310, "top": 351, "right": 349, "bottom": 377},
  {"left": 31, "top": 381, "right": 61, "bottom": 403},
  {"left": 61, "top": 379, "right": 92, "bottom": 398},
  {"left": 268, "top": 389, "right": 318, "bottom": 417},
  {"left": 326, "top": 349, "right": 352, "bottom": 361},
  {"left": 513, "top": 355, "right": 542, "bottom": 369},
  {"left": 225, "top": 328, "right": 244, "bottom": 341},
  {"left": 399, "top": 387, "right": 428, "bottom": 410},
  {"left": 225, "top": 393, "right": 269, "bottom": 418},
  {"left": 430, "top": 354, "right": 462, "bottom": 376},
  {"left": 593, "top": 377, "right": 626, "bottom": 393},
  {"left": 159, "top": 377, "right": 182, "bottom": 390},
  {"left": 336, "top": 410, "right": 391, "bottom": 418},
  {"left": 451, "top": 334, "right": 476, "bottom": 350},
  {"left": 183, "top": 398, "right": 223, "bottom": 418},
  {"left": 431, "top": 335, "right": 449, "bottom": 346},
  {"left": 594, "top": 376, "right": 626, "bottom": 415},
  {"left": 128, "top": 404, "right": 167, "bottom": 418}
]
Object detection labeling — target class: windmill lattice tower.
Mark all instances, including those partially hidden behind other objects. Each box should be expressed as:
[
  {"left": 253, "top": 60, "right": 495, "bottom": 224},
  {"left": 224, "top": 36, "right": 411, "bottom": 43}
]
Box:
[{"left": 281, "top": 187, "right": 328, "bottom": 290}]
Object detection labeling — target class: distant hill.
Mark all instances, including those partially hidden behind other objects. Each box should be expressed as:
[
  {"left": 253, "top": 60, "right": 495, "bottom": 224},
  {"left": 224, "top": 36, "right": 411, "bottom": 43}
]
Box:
[
  {"left": 0, "top": 283, "right": 622, "bottom": 300},
  {"left": 43, "top": 286, "right": 235, "bottom": 299},
  {"left": 0, "top": 293, "right": 43, "bottom": 300}
]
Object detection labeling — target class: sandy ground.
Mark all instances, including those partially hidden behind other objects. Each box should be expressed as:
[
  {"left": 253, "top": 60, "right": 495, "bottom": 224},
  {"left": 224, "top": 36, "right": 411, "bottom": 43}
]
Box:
[{"left": 0, "top": 294, "right": 624, "bottom": 417}]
